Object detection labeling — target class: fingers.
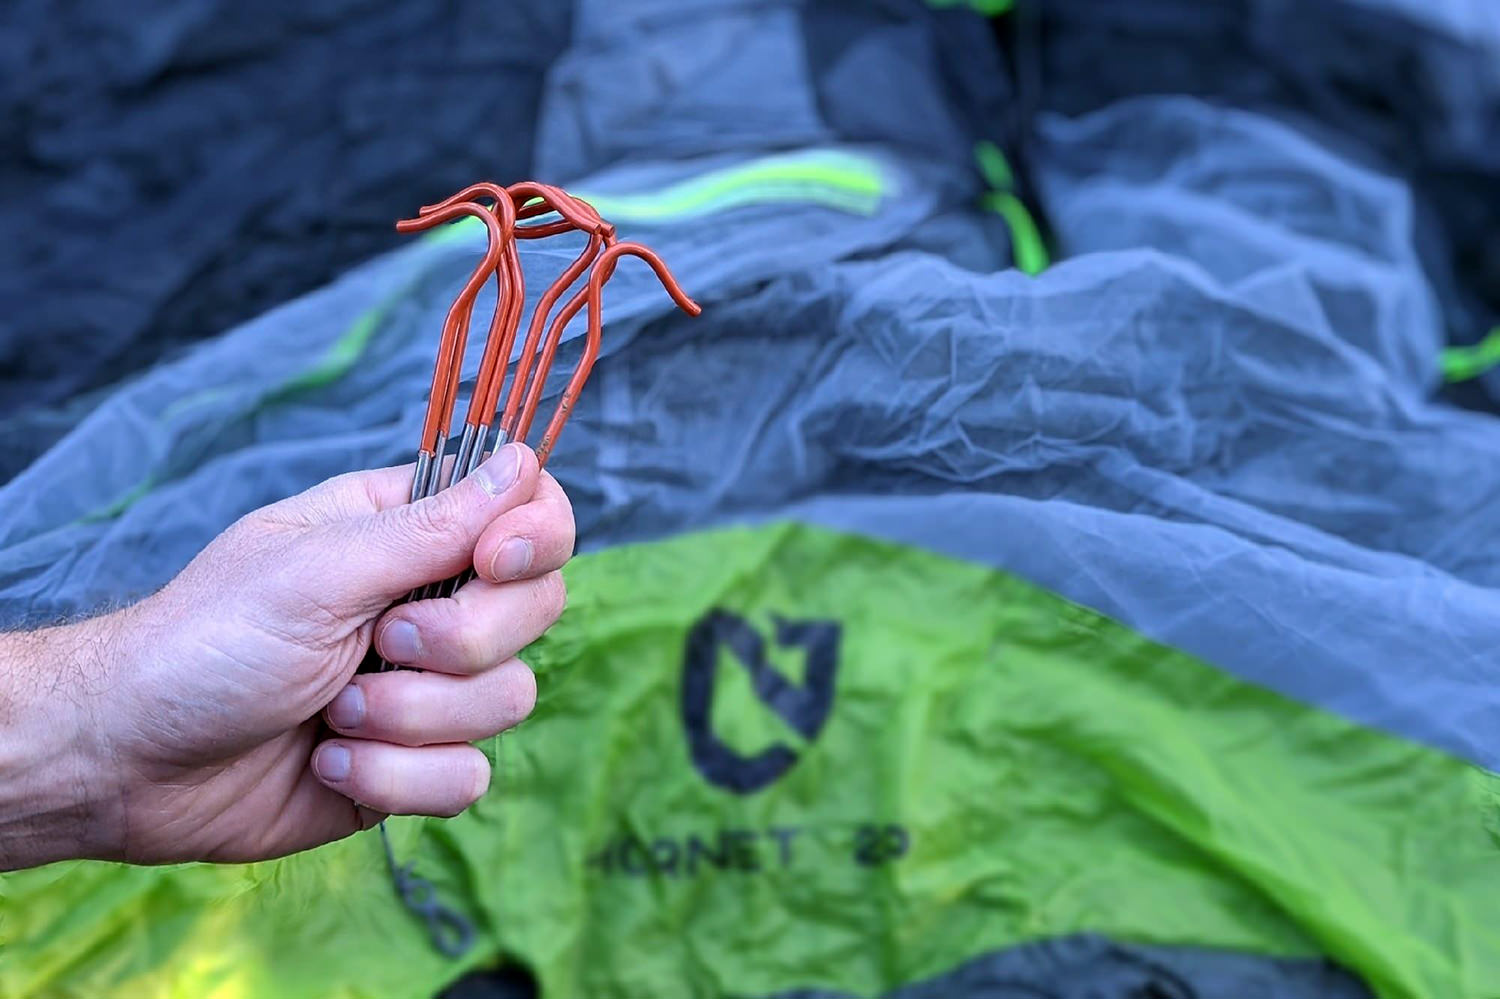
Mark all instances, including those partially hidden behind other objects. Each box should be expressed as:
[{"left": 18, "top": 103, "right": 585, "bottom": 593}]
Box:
[
  {"left": 311, "top": 740, "right": 490, "bottom": 817},
  {"left": 323, "top": 658, "right": 536, "bottom": 746},
  {"left": 326, "top": 443, "right": 539, "bottom": 602},
  {"left": 472, "top": 471, "right": 576, "bottom": 583},
  {"left": 373, "top": 572, "right": 566, "bottom": 674}
]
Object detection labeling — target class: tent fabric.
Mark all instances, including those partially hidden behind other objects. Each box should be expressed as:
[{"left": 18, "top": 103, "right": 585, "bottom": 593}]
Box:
[
  {"left": 9, "top": 524, "right": 1493, "bottom": 998},
  {"left": 0, "top": 142, "right": 967, "bottom": 629},
  {"left": 1029, "top": 0, "right": 1500, "bottom": 406},
  {"left": 536, "top": 0, "right": 1014, "bottom": 184},
  {"left": 445, "top": 934, "right": 1371, "bottom": 999},
  {"left": 553, "top": 97, "right": 1500, "bottom": 773},
  {"left": 4, "top": 0, "right": 1500, "bottom": 997}
]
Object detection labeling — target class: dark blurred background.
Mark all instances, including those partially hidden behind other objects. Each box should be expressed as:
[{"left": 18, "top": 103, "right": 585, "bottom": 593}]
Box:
[{"left": 0, "top": 1, "right": 570, "bottom": 473}]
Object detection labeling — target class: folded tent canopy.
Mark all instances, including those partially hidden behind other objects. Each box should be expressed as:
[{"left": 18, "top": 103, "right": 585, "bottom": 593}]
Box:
[{"left": 3, "top": 1, "right": 1500, "bottom": 998}]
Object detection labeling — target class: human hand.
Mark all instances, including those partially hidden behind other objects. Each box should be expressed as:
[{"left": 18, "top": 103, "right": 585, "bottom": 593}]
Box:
[{"left": 0, "top": 442, "right": 573, "bottom": 869}]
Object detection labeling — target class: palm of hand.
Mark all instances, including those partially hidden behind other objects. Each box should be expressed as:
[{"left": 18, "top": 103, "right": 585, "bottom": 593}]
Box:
[{"left": 113, "top": 491, "right": 402, "bottom": 861}]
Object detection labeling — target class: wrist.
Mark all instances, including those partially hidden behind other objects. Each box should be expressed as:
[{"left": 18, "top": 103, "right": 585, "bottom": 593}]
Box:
[{"left": 0, "top": 611, "right": 129, "bottom": 870}]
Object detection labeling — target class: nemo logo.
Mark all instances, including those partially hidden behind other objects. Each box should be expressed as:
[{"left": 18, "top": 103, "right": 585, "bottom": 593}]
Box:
[{"left": 680, "top": 610, "right": 841, "bottom": 793}]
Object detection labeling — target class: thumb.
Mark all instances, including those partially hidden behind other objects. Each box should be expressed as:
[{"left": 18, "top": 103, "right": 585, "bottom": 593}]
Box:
[{"left": 326, "top": 443, "right": 538, "bottom": 605}]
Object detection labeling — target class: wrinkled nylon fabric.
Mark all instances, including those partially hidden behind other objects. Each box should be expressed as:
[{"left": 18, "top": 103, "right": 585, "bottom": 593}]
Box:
[
  {"left": 535, "top": 0, "right": 1012, "bottom": 185},
  {"left": 0, "top": 0, "right": 571, "bottom": 461},
  {"left": 1029, "top": 0, "right": 1500, "bottom": 407},
  {"left": 0, "top": 143, "right": 957, "bottom": 627},
  {"left": 525, "top": 96, "right": 1500, "bottom": 775},
  {"left": 5, "top": 526, "right": 1494, "bottom": 998},
  {"left": 0, "top": 0, "right": 1018, "bottom": 484}
]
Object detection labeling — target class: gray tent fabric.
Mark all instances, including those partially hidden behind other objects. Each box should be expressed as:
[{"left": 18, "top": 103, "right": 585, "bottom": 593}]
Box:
[
  {"left": 0, "top": 142, "right": 962, "bottom": 627},
  {"left": 537, "top": 0, "right": 1013, "bottom": 185},
  {"left": 5, "top": 85, "right": 1499, "bottom": 770},
  {"left": 1028, "top": 0, "right": 1500, "bottom": 406},
  {"left": 0, "top": 0, "right": 1018, "bottom": 485}
]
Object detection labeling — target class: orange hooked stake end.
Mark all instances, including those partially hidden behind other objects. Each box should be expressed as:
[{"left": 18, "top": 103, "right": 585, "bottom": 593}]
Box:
[
  {"left": 365, "top": 180, "right": 699, "bottom": 674},
  {"left": 400, "top": 180, "right": 698, "bottom": 474}
]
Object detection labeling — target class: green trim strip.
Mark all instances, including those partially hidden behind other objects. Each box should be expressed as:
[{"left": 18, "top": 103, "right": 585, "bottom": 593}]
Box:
[
  {"left": 80, "top": 476, "right": 157, "bottom": 524},
  {"left": 925, "top": 0, "right": 1016, "bottom": 15},
  {"left": 974, "top": 141, "right": 1051, "bottom": 276},
  {"left": 274, "top": 305, "right": 388, "bottom": 397},
  {"left": 76, "top": 271, "right": 424, "bottom": 524},
  {"left": 444, "top": 149, "right": 889, "bottom": 240},
  {"left": 982, "top": 191, "right": 1050, "bottom": 276},
  {"left": 1441, "top": 326, "right": 1500, "bottom": 382},
  {"left": 974, "top": 139, "right": 1016, "bottom": 190}
]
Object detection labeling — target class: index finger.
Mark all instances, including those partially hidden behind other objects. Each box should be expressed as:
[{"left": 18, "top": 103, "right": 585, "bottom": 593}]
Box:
[{"left": 472, "top": 471, "right": 576, "bottom": 583}]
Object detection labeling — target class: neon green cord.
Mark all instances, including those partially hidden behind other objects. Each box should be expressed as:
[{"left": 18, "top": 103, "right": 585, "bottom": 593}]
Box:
[
  {"left": 925, "top": 0, "right": 1015, "bottom": 15},
  {"left": 435, "top": 150, "right": 889, "bottom": 243},
  {"left": 974, "top": 141, "right": 1050, "bottom": 276},
  {"left": 981, "top": 192, "right": 1049, "bottom": 276},
  {"left": 1441, "top": 327, "right": 1500, "bottom": 382}
]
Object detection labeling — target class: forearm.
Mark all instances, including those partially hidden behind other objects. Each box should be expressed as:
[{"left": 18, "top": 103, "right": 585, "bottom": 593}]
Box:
[{"left": 0, "top": 615, "right": 124, "bottom": 871}]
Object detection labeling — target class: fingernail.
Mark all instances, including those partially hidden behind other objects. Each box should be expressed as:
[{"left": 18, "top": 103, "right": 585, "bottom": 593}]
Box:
[
  {"left": 489, "top": 537, "right": 534, "bottom": 581},
  {"left": 315, "top": 744, "right": 351, "bottom": 783},
  {"left": 473, "top": 443, "right": 524, "bottom": 497},
  {"left": 381, "top": 619, "right": 423, "bottom": 664},
  {"left": 326, "top": 685, "right": 365, "bottom": 730}
]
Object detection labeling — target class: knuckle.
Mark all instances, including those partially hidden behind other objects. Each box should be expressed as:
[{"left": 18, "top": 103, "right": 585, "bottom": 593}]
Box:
[
  {"left": 370, "top": 681, "right": 421, "bottom": 742},
  {"left": 453, "top": 613, "right": 494, "bottom": 668},
  {"left": 432, "top": 757, "right": 488, "bottom": 817},
  {"left": 542, "top": 495, "right": 577, "bottom": 552},
  {"left": 360, "top": 761, "right": 400, "bottom": 812},
  {"left": 537, "top": 571, "right": 567, "bottom": 621},
  {"left": 232, "top": 508, "right": 276, "bottom": 535},
  {"left": 545, "top": 488, "right": 576, "bottom": 528}
]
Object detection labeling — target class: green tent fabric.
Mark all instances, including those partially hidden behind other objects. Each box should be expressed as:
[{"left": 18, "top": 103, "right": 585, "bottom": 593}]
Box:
[{"left": 6, "top": 524, "right": 1497, "bottom": 998}]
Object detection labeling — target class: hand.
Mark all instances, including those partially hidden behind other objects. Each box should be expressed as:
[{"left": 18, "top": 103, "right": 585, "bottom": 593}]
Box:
[{"left": 0, "top": 442, "right": 574, "bottom": 869}]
